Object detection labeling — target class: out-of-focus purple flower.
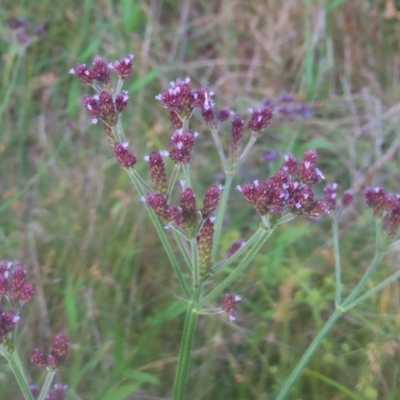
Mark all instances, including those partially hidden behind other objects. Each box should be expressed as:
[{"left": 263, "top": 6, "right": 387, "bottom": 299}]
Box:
[
  {"left": 114, "top": 142, "right": 137, "bottom": 169},
  {"left": 221, "top": 294, "right": 241, "bottom": 322},
  {"left": 197, "top": 218, "right": 215, "bottom": 279},
  {"left": 247, "top": 106, "right": 274, "bottom": 136},
  {"left": 108, "top": 54, "right": 134, "bottom": 79},
  {"left": 145, "top": 151, "right": 168, "bottom": 195},
  {"left": 227, "top": 240, "right": 245, "bottom": 257},
  {"left": 201, "top": 184, "right": 221, "bottom": 219},
  {"left": 229, "top": 114, "right": 244, "bottom": 164}
]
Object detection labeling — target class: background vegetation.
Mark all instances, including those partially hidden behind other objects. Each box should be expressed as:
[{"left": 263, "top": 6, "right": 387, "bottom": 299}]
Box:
[{"left": 2, "top": 0, "right": 400, "bottom": 399}]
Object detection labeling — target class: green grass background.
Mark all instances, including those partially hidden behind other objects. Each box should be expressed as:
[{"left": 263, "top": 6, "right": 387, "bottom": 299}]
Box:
[{"left": 2, "top": 0, "right": 400, "bottom": 399}]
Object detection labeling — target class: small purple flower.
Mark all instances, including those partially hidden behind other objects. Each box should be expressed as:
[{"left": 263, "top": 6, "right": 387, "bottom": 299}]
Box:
[
  {"left": 364, "top": 187, "right": 387, "bottom": 218},
  {"left": 201, "top": 184, "right": 221, "bottom": 219},
  {"left": 229, "top": 114, "right": 244, "bottom": 164},
  {"left": 341, "top": 189, "right": 354, "bottom": 208},
  {"left": 221, "top": 294, "right": 241, "bottom": 322},
  {"left": 108, "top": 54, "right": 134, "bottom": 79},
  {"left": 247, "top": 106, "right": 274, "bottom": 136},
  {"left": 114, "top": 142, "right": 137, "bottom": 169},
  {"left": 145, "top": 151, "right": 168, "bottom": 195},
  {"left": 227, "top": 240, "right": 245, "bottom": 257},
  {"left": 197, "top": 218, "right": 215, "bottom": 279}
]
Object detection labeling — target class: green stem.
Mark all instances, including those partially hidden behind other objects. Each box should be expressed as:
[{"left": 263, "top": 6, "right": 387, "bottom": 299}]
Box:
[
  {"left": 168, "top": 164, "right": 181, "bottom": 201},
  {"left": 211, "top": 174, "right": 235, "bottom": 262},
  {"left": 0, "top": 345, "right": 33, "bottom": 400},
  {"left": 182, "top": 164, "right": 191, "bottom": 188},
  {"left": 344, "top": 268, "right": 400, "bottom": 311},
  {"left": 172, "top": 231, "right": 192, "bottom": 272},
  {"left": 210, "top": 127, "right": 228, "bottom": 171},
  {"left": 275, "top": 308, "right": 343, "bottom": 400},
  {"left": 172, "top": 288, "right": 200, "bottom": 400},
  {"left": 331, "top": 216, "right": 342, "bottom": 306},
  {"left": 191, "top": 239, "right": 199, "bottom": 289},
  {"left": 342, "top": 252, "right": 383, "bottom": 308},
  {"left": 37, "top": 370, "right": 57, "bottom": 400},
  {"left": 236, "top": 135, "right": 257, "bottom": 170},
  {"left": 0, "top": 51, "right": 23, "bottom": 126},
  {"left": 198, "top": 227, "right": 273, "bottom": 309},
  {"left": 127, "top": 170, "right": 190, "bottom": 299}
]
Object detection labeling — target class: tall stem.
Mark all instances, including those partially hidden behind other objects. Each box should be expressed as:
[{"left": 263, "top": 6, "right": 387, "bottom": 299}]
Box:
[
  {"left": 172, "top": 287, "right": 200, "bottom": 400},
  {"left": 276, "top": 308, "right": 343, "bottom": 400},
  {"left": 0, "top": 345, "right": 33, "bottom": 400},
  {"left": 198, "top": 227, "right": 273, "bottom": 309},
  {"left": 212, "top": 173, "right": 235, "bottom": 262},
  {"left": 331, "top": 217, "right": 342, "bottom": 306}
]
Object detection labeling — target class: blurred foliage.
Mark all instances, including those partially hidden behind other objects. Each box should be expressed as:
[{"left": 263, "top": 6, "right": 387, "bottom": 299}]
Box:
[{"left": 2, "top": 0, "right": 400, "bottom": 399}]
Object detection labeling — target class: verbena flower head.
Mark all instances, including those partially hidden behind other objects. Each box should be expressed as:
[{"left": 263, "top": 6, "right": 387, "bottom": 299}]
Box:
[
  {"left": 197, "top": 218, "right": 215, "bottom": 280},
  {"left": 237, "top": 149, "right": 329, "bottom": 221},
  {"left": 31, "top": 332, "right": 69, "bottom": 371},
  {"left": 108, "top": 54, "right": 134, "bottom": 79},
  {"left": 114, "top": 142, "right": 137, "bottom": 169},
  {"left": 221, "top": 294, "right": 241, "bottom": 322},
  {"left": 0, "top": 261, "right": 35, "bottom": 306},
  {"left": 247, "top": 106, "right": 274, "bottom": 136},
  {"left": 168, "top": 129, "right": 197, "bottom": 164},
  {"left": 145, "top": 151, "right": 168, "bottom": 195}
]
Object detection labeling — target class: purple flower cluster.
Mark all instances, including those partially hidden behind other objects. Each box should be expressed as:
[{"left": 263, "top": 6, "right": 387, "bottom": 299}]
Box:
[
  {"left": 237, "top": 149, "right": 328, "bottom": 220},
  {"left": 262, "top": 93, "right": 313, "bottom": 120},
  {"left": 5, "top": 17, "right": 45, "bottom": 49},
  {"left": 70, "top": 55, "right": 135, "bottom": 154},
  {"left": 30, "top": 332, "right": 69, "bottom": 370},
  {"left": 0, "top": 261, "right": 35, "bottom": 342},
  {"left": 364, "top": 187, "right": 400, "bottom": 239},
  {"left": 29, "top": 384, "right": 67, "bottom": 400},
  {"left": 155, "top": 77, "right": 219, "bottom": 129}
]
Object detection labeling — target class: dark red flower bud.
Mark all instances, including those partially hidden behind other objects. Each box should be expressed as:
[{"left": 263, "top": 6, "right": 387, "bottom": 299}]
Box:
[
  {"left": 108, "top": 54, "right": 134, "bottom": 79},
  {"left": 169, "top": 110, "right": 183, "bottom": 129},
  {"left": 168, "top": 206, "right": 183, "bottom": 226},
  {"left": 98, "top": 91, "right": 117, "bottom": 126},
  {"left": 155, "top": 78, "right": 195, "bottom": 121},
  {"left": 90, "top": 55, "right": 112, "bottom": 89},
  {"left": 145, "top": 193, "right": 169, "bottom": 223},
  {"left": 323, "top": 183, "right": 338, "bottom": 211},
  {"left": 169, "top": 130, "right": 196, "bottom": 164},
  {"left": 197, "top": 218, "right": 214, "bottom": 280},
  {"left": 82, "top": 95, "right": 101, "bottom": 123},
  {"left": 283, "top": 154, "right": 297, "bottom": 175},
  {"left": 384, "top": 193, "right": 399, "bottom": 212},
  {"left": 247, "top": 106, "right": 273, "bottom": 135},
  {"left": 30, "top": 349, "right": 48, "bottom": 369},
  {"left": 20, "top": 282, "right": 35, "bottom": 303},
  {"left": 114, "top": 142, "right": 137, "bottom": 169},
  {"left": 341, "top": 189, "right": 354, "bottom": 208},
  {"left": 298, "top": 149, "right": 324, "bottom": 185},
  {"left": 364, "top": 187, "right": 387, "bottom": 218},
  {"left": 218, "top": 107, "right": 232, "bottom": 122},
  {"left": 51, "top": 332, "right": 69, "bottom": 365},
  {"left": 11, "top": 265, "right": 27, "bottom": 300},
  {"left": 201, "top": 185, "right": 221, "bottom": 218},
  {"left": 115, "top": 91, "right": 129, "bottom": 113},
  {"left": 181, "top": 187, "right": 198, "bottom": 236},
  {"left": 229, "top": 114, "right": 244, "bottom": 164},
  {"left": 221, "top": 294, "right": 241, "bottom": 322},
  {"left": 146, "top": 151, "right": 168, "bottom": 195},
  {"left": 69, "top": 64, "right": 93, "bottom": 85},
  {"left": 0, "top": 308, "right": 19, "bottom": 339},
  {"left": 227, "top": 240, "right": 245, "bottom": 257}
]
